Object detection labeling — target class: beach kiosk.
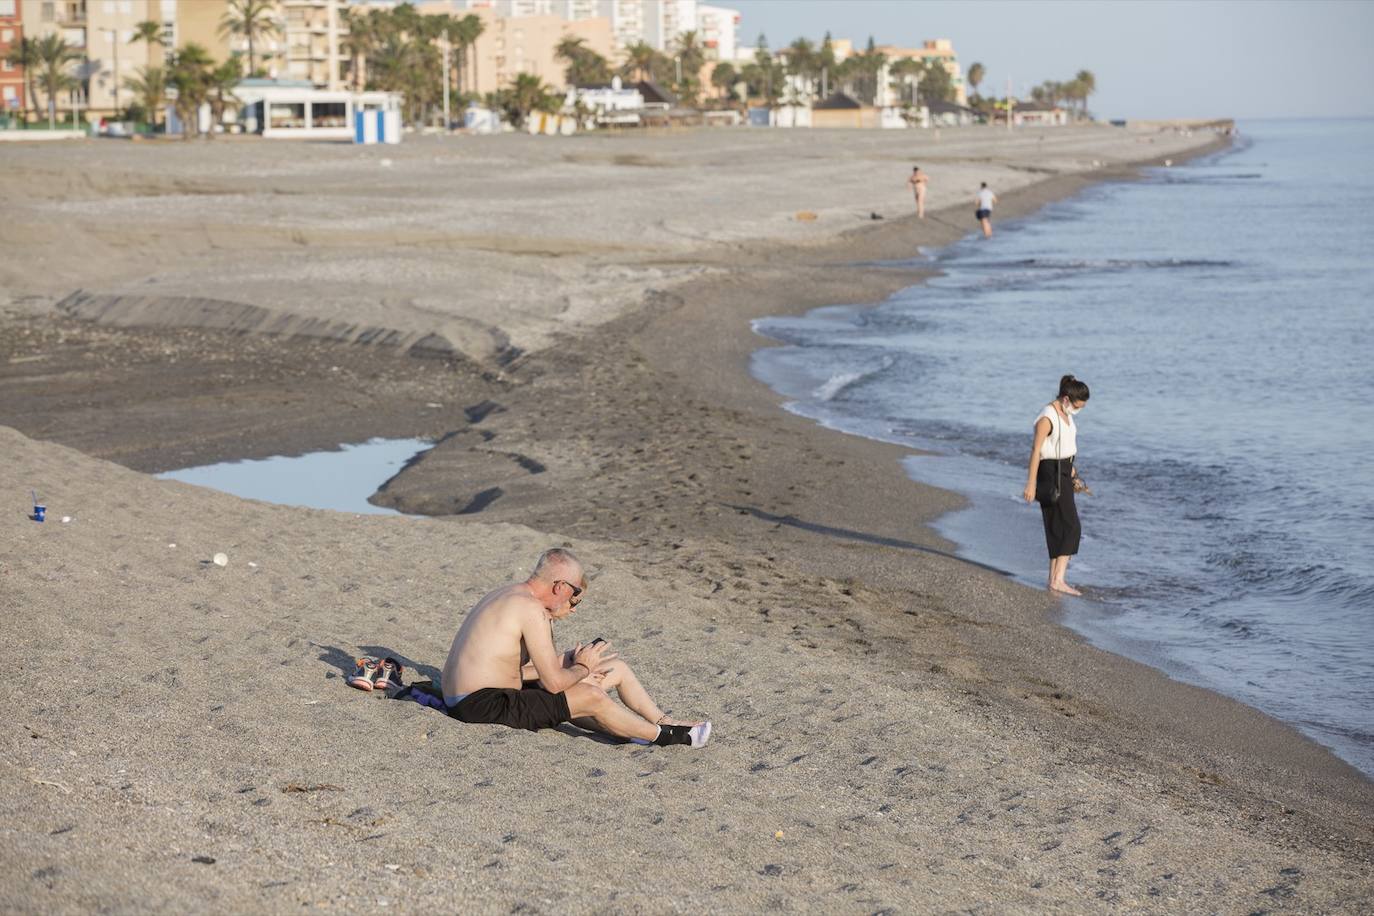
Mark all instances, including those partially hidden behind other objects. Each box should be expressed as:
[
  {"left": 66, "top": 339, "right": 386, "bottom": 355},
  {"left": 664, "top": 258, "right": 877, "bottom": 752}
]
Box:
[
  {"left": 232, "top": 78, "right": 401, "bottom": 141},
  {"left": 354, "top": 104, "right": 402, "bottom": 144}
]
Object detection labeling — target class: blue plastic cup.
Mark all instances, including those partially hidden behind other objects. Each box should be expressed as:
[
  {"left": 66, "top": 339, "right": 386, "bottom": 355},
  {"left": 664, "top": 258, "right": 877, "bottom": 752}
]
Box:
[{"left": 32, "top": 504, "right": 45, "bottom": 522}]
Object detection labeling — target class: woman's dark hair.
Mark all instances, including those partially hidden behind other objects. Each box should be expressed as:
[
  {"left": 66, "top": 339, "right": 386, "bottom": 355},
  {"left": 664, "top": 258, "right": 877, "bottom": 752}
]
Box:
[
  {"left": 913, "top": 165, "right": 920, "bottom": 171},
  {"left": 1058, "top": 374, "right": 1090, "bottom": 402}
]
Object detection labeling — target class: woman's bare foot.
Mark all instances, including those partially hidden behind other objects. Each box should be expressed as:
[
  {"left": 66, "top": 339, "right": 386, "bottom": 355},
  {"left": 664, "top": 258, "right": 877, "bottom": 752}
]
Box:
[
  {"left": 1050, "top": 581, "right": 1082, "bottom": 596},
  {"left": 657, "top": 715, "right": 702, "bottom": 727}
]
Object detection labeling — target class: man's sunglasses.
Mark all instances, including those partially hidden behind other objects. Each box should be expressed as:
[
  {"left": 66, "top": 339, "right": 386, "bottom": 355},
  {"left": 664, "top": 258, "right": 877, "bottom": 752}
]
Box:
[{"left": 556, "top": 580, "right": 583, "bottom": 603}]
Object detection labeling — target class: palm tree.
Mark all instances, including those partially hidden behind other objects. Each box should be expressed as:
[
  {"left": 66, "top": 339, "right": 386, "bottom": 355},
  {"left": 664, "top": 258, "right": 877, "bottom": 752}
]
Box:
[
  {"left": 784, "top": 37, "right": 817, "bottom": 98},
  {"left": 887, "top": 57, "right": 922, "bottom": 108},
  {"left": 130, "top": 19, "right": 163, "bottom": 58},
  {"left": 831, "top": 37, "right": 885, "bottom": 105},
  {"left": 671, "top": 30, "right": 705, "bottom": 103},
  {"left": 818, "top": 32, "right": 836, "bottom": 88},
  {"left": 554, "top": 34, "right": 586, "bottom": 84},
  {"left": 621, "top": 40, "right": 659, "bottom": 82},
  {"left": 710, "top": 61, "right": 736, "bottom": 101},
  {"left": 453, "top": 13, "right": 484, "bottom": 99},
  {"left": 918, "top": 58, "right": 956, "bottom": 105},
  {"left": 434, "top": 14, "right": 467, "bottom": 98},
  {"left": 388, "top": 0, "right": 424, "bottom": 38},
  {"left": 555, "top": 35, "right": 610, "bottom": 88},
  {"left": 1075, "top": 69, "right": 1096, "bottom": 119},
  {"left": 169, "top": 43, "right": 214, "bottom": 138},
  {"left": 218, "top": 0, "right": 280, "bottom": 77},
  {"left": 124, "top": 64, "right": 167, "bottom": 131},
  {"left": 966, "top": 61, "right": 985, "bottom": 102},
  {"left": 35, "top": 34, "right": 81, "bottom": 129},
  {"left": 507, "top": 71, "right": 555, "bottom": 127},
  {"left": 341, "top": 7, "right": 382, "bottom": 91},
  {"left": 749, "top": 36, "right": 780, "bottom": 105},
  {"left": 3, "top": 35, "right": 41, "bottom": 122},
  {"left": 204, "top": 58, "right": 241, "bottom": 139}
]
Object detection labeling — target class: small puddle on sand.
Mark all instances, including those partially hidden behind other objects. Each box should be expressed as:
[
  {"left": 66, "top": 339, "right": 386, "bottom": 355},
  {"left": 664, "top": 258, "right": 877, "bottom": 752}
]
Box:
[{"left": 157, "top": 438, "right": 431, "bottom": 516}]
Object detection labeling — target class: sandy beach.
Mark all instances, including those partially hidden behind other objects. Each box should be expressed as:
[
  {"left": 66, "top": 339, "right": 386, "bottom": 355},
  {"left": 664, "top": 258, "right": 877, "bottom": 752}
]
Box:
[{"left": 3, "top": 125, "right": 1372, "bottom": 913}]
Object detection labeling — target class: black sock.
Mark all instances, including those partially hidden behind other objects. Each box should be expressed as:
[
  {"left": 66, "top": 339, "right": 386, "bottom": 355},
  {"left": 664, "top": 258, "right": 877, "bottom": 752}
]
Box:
[{"left": 653, "top": 724, "right": 691, "bottom": 747}]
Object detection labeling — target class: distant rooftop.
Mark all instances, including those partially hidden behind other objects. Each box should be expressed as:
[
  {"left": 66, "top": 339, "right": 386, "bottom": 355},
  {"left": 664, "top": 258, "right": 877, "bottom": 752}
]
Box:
[
  {"left": 815, "top": 92, "right": 864, "bottom": 110},
  {"left": 235, "top": 78, "right": 315, "bottom": 89}
]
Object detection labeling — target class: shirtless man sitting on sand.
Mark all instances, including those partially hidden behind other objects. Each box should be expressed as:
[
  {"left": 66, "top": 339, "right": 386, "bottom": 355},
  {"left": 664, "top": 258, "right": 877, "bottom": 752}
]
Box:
[{"left": 441, "top": 548, "right": 712, "bottom": 748}]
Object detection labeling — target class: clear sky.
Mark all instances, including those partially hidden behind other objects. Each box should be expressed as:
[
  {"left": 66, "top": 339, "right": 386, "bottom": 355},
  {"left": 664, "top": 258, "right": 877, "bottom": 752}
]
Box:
[{"left": 727, "top": 0, "right": 1374, "bottom": 120}]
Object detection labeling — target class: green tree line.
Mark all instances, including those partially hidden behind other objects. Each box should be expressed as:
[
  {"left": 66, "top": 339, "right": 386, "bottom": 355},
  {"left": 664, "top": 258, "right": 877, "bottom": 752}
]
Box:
[{"left": 964, "top": 64, "right": 1098, "bottom": 119}]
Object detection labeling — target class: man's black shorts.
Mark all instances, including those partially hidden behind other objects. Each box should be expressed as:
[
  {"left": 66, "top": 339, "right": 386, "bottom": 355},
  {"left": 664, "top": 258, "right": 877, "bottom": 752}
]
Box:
[
  {"left": 975, "top": 208, "right": 991, "bottom": 220},
  {"left": 451, "top": 681, "right": 572, "bottom": 731}
]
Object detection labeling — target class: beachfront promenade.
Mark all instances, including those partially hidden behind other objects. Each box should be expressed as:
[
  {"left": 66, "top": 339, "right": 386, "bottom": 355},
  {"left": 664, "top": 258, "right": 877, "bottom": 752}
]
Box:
[{"left": 2, "top": 126, "right": 1372, "bottom": 912}]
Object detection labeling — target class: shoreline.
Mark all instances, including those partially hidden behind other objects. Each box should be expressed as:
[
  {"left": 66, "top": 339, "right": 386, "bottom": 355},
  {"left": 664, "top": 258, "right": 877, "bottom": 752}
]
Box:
[
  {"left": 4, "top": 127, "right": 1373, "bottom": 910},
  {"left": 741, "top": 134, "right": 1374, "bottom": 776},
  {"left": 615, "top": 134, "right": 1374, "bottom": 788},
  {"left": 318, "top": 127, "right": 1374, "bottom": 808}
]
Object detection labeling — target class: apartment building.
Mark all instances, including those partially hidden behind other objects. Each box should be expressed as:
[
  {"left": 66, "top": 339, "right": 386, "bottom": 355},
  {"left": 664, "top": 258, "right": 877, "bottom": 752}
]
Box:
[
  {"left": 188, "top": 0, "right": 347, "bottom": 89},
  {"left": 603, "top": 0, "right": 642, "bottom": 54},
  {"left": 877, "top": 39, "right": 967, "bottom": 106},
  {"left": 640, "top": 0, "right": 689, "bottom": 50},
  {"left": 463, "top": 0, "right": 622, "bottom": 26},
  {"left": 14, "top": 0, "right": 233, "bottom": 119},
  {"left": 1, "top": 0, "right": 24, "bottom": 116},
  {"left": 18, "top": 0, "right": 171, "bottom": 118},
  {"left": 695, "top": 3, "right": 737, "bottom": 61},
  {"left": 464, "top": 0, "right": 735, "bottom": 58},
  {"left": 278, "top": 0, "right": 343, "bottom": 89},
  {"left": 453, "top": 3, "right": 613, "bottom": 94}
]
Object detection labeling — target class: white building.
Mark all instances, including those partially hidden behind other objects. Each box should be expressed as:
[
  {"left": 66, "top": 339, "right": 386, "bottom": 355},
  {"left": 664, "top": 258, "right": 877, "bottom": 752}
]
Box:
[
  {"left": 469, "top": 0, "right": 728, "bottom": 56},
  {"left": 642, "top": 0, "right": 693, "bottom": 50},
  {"left": 566, "top": 74, "right": 645, "bottom": 124},
  {"left": 696, "top": 4, "right": 739, "bottom": 62},
  {"left": 601, "top": 0, "right": 646, "bottom": 53},
  {"left": 464, "top": 0, "right": 641, "bottom": 52},
  {"left": 280, "top": 0, "right": 345, "bottom": 90},
  {"left": 230, "top": 78, "right": 400, "bottom": 139}
]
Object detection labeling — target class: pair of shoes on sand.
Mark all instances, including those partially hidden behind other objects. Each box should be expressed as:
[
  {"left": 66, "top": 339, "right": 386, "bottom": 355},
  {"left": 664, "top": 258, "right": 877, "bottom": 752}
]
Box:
[{"left": 348, "top": 656, "right": 403, "bottom": 692}]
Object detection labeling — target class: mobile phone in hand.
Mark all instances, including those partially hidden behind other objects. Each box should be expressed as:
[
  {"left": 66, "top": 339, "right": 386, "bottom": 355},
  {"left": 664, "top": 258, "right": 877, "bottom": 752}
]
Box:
[{"left": 589, "top": 637, "right": 606, "bottom": 646}]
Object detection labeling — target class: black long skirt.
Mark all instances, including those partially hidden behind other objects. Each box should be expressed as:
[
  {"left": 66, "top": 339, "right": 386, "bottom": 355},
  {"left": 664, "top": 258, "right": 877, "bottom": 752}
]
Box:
[{"left": 1035, "top": 456, "right": 1081, "bottom": 559}]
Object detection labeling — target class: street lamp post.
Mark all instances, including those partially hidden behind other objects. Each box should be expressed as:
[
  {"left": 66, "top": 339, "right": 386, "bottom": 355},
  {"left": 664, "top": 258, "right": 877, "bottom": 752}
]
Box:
[
  {"left": 441, "top": 34, "right": 450, "bottom": 130},
  {"left": 674, "top": 55, "right": 681, "bottom": 87}
]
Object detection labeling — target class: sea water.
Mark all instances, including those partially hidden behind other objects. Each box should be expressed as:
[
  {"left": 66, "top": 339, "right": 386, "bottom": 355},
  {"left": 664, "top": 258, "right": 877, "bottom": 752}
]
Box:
[
  {"left": 751, "top": 119, "right": 1374, "bottom": 776},
  {"left": 158, "top": 437, "right": 431, "bottom": 516}
]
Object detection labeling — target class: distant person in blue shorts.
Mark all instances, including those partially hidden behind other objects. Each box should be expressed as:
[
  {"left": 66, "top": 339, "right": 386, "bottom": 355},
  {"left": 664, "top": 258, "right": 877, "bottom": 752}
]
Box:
[{"left": 975, "top": 182, "right": 997, "bottom": 238}]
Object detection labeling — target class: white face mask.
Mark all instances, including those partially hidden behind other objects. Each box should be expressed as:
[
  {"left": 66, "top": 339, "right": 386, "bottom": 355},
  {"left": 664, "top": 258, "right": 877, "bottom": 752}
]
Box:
[{"left": 1063, "top": 400, "right": 1081, "bottom": 416}]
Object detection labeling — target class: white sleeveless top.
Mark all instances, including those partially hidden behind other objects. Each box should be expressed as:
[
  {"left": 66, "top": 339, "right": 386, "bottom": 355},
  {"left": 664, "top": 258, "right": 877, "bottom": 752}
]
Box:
[{"left": 1036, "top": 404, "right": 1077, "bottom": 460}]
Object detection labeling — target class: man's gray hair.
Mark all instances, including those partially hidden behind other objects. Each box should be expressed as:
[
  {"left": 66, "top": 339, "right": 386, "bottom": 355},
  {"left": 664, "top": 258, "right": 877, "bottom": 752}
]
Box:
[{"left": 532, "top": 547, "right": 583, "bottom": 586}]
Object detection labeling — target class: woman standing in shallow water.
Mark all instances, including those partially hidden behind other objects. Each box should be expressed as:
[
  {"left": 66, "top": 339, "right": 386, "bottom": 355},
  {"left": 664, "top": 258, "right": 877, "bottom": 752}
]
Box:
[{"left": 1023, "top": 375, "right": 1091, "bottom": 594}]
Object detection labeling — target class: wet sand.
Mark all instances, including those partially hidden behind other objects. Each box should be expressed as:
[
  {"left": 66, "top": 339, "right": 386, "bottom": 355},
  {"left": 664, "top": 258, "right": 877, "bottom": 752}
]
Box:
[{"left": 3, "top": 126, "right": 1372, "bottom": 912}]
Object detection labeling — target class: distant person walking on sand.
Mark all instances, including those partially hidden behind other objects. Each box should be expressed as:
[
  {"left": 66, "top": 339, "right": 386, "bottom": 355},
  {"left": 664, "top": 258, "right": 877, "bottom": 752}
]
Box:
[
  {"left": 440, "top": 548, "right": 711, "bottom": 747},
  {"left": 906, "top": 165, "right": 929, "bottom": 218},
  {"left": 975, "top": 182, "right": 997, "bottom": 238},
  {"left": 1023, "top": 375, "right": 1091, "bottom": 595}
]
